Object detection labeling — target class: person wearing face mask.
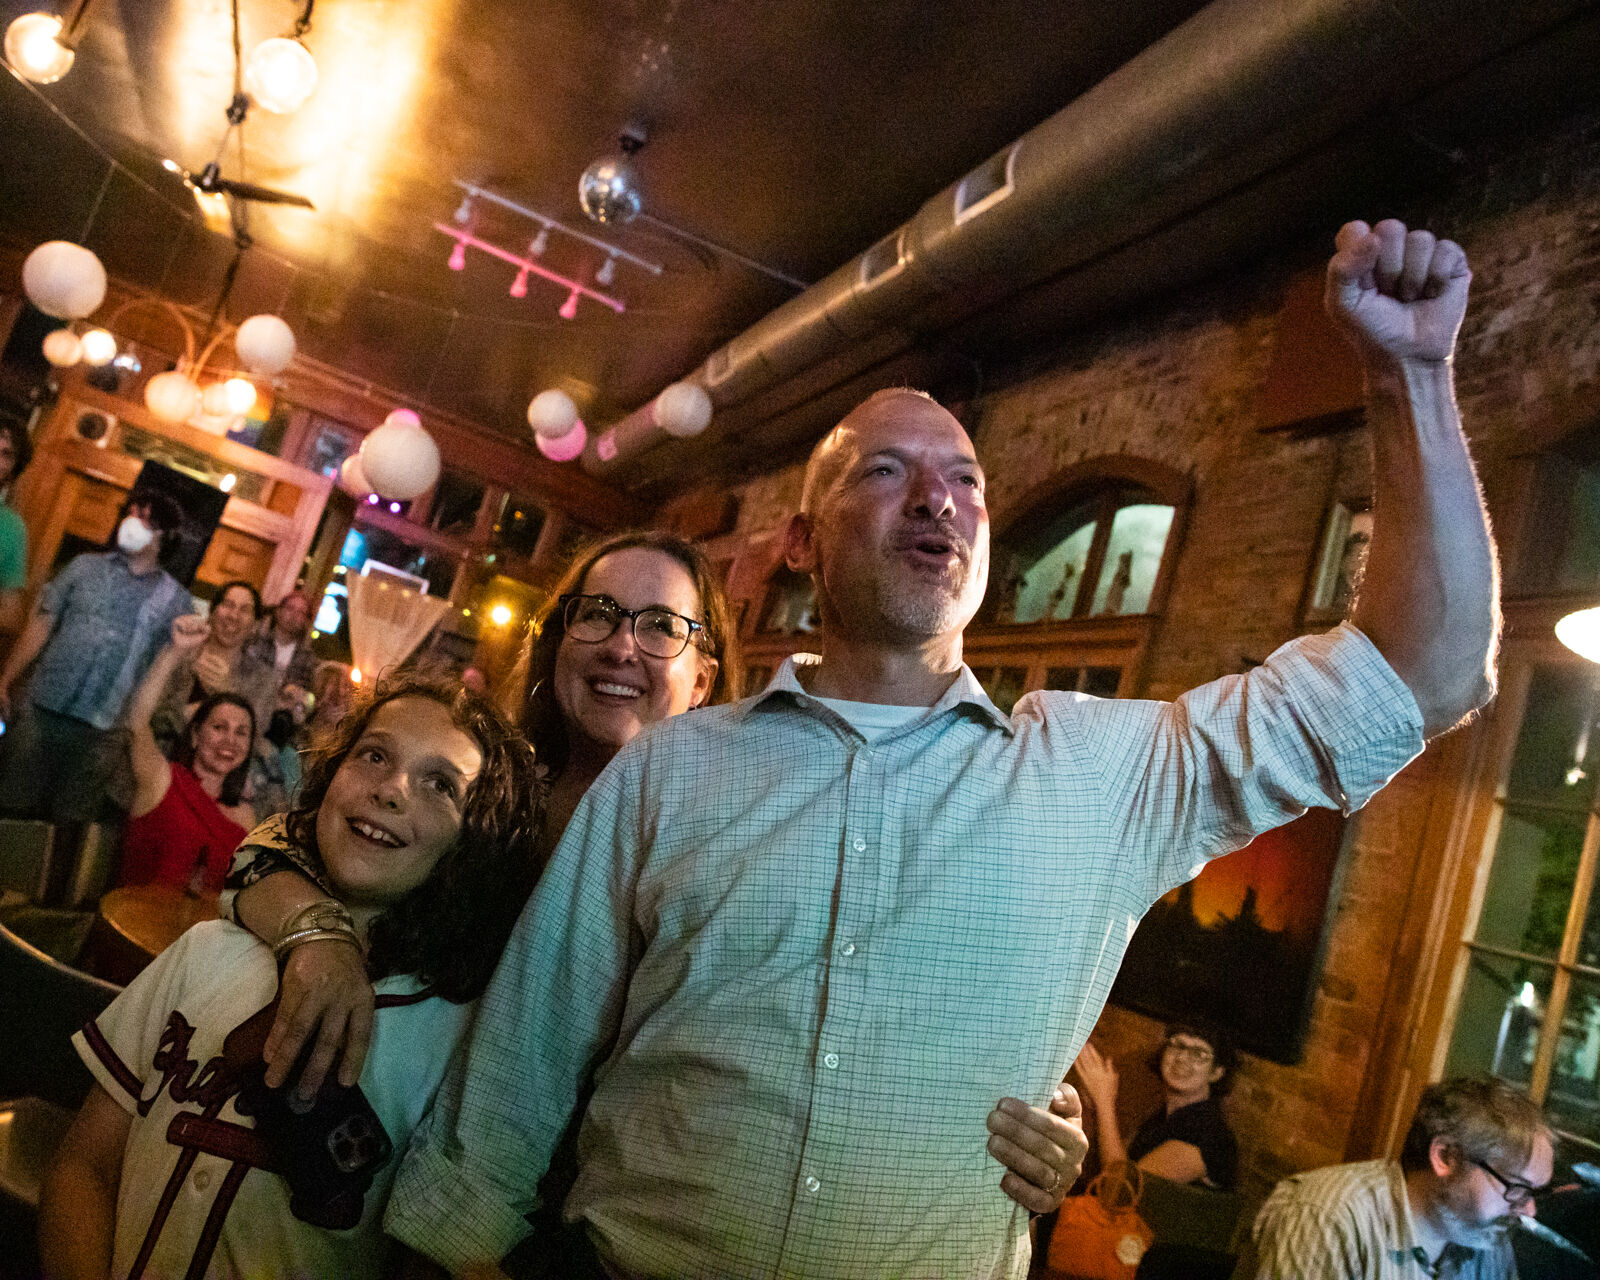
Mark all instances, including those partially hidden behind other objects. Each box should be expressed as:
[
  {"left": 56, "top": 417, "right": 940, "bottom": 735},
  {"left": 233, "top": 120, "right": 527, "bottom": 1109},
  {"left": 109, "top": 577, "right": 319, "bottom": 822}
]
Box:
[
  {"left": 0, "top": 489, "right": 192, "bottom": 832},
  {"left": 1234, "top": 1077, "right": 1553, "bottom": 1280},
  {"left": 117, "top": 614, "right": 257, "bottom": 893}
]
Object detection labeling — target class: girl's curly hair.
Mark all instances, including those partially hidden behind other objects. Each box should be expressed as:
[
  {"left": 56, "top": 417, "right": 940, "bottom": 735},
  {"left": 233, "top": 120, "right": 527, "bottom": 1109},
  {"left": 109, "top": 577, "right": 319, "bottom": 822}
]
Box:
[{"left": 285, "top": 672, "right": 545, "bottom": 1002}]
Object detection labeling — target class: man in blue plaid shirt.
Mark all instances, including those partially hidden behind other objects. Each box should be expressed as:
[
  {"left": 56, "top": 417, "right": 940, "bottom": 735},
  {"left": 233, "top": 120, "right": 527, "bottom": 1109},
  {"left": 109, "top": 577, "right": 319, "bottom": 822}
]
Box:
[{"left": 388, "top": 219, "right": 1498, "bottom": 1278}]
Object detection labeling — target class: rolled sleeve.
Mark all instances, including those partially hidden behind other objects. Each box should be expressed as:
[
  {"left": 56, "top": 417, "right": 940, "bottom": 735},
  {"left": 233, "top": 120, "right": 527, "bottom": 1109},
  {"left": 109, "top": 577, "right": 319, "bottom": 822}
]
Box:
[{"left": 1071, "top": 622, "right": 1424, "bottom": 900}]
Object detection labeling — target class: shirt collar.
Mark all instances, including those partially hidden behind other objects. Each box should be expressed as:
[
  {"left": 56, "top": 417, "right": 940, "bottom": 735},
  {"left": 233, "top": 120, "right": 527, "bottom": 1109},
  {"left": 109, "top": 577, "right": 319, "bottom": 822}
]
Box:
[
  {"left": 736, "top": 652, "right": 1013, "bottom": 735},
  {"left": 1383, "top": 1160, "right": 1482, "bottom": 1275}
]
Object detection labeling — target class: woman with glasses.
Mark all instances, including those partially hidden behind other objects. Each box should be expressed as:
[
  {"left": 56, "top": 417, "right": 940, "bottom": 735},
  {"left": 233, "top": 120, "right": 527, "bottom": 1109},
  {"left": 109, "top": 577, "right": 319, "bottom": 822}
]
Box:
[
  {"left": 1072, "top": 1022, "right": 1238, "bottom": 1189},
  {"left": 213, "top": 530, "right": 1079, "bottom": 1239}
]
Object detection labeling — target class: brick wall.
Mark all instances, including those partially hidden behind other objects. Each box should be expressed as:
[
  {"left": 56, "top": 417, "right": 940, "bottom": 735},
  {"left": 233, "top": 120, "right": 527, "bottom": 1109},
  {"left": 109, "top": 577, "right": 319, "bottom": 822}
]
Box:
[{"left": 674, "top": 106, "right": 1600, "bottom": 1219}]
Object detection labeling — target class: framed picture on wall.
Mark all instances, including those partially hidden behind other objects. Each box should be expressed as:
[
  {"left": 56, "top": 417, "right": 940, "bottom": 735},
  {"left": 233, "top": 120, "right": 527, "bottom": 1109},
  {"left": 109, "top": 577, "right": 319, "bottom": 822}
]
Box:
[
  {"left": 1305, "top": 499, "right": 1372, "bottom": 624},
  {"left": 1107, "top": 807, "right": 1349, "bottom": 1063}
]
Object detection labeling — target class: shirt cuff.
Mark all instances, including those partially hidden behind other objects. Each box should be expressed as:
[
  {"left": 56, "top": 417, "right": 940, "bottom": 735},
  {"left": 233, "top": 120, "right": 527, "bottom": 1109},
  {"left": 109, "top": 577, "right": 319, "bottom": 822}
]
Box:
[
  {"left": 383, "top": 1125, "right": 534, "bottom": 1270},
  {"left": 1270, "top": 622, "right": 1426, "bottom": 814}
]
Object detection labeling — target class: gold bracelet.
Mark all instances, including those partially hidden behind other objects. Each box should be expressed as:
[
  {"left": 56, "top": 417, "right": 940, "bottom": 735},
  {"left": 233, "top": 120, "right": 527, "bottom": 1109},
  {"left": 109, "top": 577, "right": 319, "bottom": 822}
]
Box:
[
  {"left": 273, "top": 925, "right": 364, "bottom": 962},
  {"left": 275, "top": 899, "right": 356, "bottom": 945}
]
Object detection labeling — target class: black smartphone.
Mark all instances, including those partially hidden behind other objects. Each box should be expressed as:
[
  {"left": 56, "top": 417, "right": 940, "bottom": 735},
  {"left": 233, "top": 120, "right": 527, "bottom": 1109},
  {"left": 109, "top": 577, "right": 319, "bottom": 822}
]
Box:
[{"left": 235, "top": 1052, "right": 393, "bottom": 1230}]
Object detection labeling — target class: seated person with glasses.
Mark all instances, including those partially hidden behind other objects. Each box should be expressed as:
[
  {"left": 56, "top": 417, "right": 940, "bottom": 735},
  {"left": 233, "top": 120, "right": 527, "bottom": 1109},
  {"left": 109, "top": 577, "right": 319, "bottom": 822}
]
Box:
[
  {"left": 1233, "top": 1076, "right": 1553, "bottom": 1280},
  {"left": 1073, "top": 1022, "right": 1238, "bottom": 1189}
]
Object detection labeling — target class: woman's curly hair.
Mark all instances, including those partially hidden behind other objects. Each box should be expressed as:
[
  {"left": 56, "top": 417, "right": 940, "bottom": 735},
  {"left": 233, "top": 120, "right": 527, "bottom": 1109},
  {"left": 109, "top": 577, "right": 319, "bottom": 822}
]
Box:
[{"left": 285, "top": 672, "right": 545, "bottom": 1002}]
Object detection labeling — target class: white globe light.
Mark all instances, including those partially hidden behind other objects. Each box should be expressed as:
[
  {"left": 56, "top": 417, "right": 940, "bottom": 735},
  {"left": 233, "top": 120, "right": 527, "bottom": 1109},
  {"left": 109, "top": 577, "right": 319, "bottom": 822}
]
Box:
[
  {"left": 22, "top": 241, "right": 106, "bottom": 319},
  {"left": 200, "top": 378, "right": 257, "bottom": 418},
  {"left": 1556, "top": 606, "right": 1600, "bottom": 664},
  {"left": 79, "top": 327, "right": 117, "bottom": 366},
  {"left": 339, "top": 453, "right": 373, "bottom": 496},
  {"left": 234, "top": 314, "right": 296, "bottom": 375},
  {"left": 653, "top": 381, "right": 713, "bottom": 438},
  {"left": 144, "top": 370, "right": 201, "bottom": 423},
  {"left": 41, "top": 328, "right": 82, "bottom": 367},
  {"left": 526, "top": 389, "right": 579, "bottom": 439},
  {"left": 4, "top": 12, "right": 74, "bottom": 84},
  {"left": 535, "top": 419, "right": 586, "bottom": 462},
  {"left": 242, "top": 37, "right": 318, "bottom": 114},
  {"left": 359, "top": 415, "right": 440, "bottom": 500}
]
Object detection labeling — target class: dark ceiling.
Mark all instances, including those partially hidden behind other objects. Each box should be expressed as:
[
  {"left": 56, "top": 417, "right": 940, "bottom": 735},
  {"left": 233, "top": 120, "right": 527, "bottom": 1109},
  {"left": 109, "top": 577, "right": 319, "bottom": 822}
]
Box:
[
  {"left": 5, "top": 0, "right": 1600, "bottom": 502},
  {"left": 0, "top": 0, "right": 1212, "bottom": 461}
]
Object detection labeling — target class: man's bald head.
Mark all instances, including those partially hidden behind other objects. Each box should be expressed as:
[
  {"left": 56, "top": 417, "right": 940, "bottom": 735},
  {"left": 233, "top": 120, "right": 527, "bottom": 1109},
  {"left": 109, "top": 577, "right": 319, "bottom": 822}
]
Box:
[{"left": 800, "top": 388, "right": 949, "bottom": 516}]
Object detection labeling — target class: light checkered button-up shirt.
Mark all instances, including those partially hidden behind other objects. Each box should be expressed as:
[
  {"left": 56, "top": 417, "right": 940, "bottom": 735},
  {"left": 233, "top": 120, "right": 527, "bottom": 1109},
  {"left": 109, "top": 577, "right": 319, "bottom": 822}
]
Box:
[{"left": 386, "top": 623, "right": 1424, "bottom": 1279}]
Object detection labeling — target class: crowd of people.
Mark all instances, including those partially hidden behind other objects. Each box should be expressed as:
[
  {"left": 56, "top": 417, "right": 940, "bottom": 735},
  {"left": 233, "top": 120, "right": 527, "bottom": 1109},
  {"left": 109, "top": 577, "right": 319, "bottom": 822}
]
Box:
[{"left": 1, "top": 216, "right": 1569, "bottom": 1279}]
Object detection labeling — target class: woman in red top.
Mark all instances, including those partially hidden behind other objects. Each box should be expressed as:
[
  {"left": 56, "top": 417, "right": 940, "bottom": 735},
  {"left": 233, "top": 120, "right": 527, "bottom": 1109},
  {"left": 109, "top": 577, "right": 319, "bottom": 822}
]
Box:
[{"left": 120, "top": 614, "right": 257, "bottom": 892}]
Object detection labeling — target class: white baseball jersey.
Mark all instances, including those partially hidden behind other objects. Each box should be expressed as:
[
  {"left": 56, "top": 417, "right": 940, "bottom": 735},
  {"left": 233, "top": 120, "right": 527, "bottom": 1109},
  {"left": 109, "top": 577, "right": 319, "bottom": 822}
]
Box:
[{"left": 73, "top": 920, "right": 471, "bottom": 1280}]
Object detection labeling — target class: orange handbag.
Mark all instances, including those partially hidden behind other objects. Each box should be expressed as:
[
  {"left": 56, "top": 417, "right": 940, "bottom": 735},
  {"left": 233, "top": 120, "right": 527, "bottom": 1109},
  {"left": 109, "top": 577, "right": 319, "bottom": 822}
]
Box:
[{"left": 1044, "top": 1161, "right": 1155, "bottom": 1280}]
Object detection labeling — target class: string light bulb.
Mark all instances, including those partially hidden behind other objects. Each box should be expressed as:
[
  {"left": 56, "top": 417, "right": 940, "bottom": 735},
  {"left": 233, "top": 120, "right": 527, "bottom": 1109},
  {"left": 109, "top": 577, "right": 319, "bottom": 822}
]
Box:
[
  {"left": 4, "top": 12, "right": 74, "bottom": 84},
  {"left": 558, "top": 289, "right": 580, "bottom": 321},
  {"left": 242, "top": 37, "right": 318, "bottom": 114},
  {"left": 596, "top": 255, "right": 616, "bottom": 286},
  {"left": 448, "top": 241, "right": 467, "bottom": 271},
  {"left": 530, "top": 226, "right": 549, "bottom": 256},
  {"left": 509, "top": 268, "right": 528, "bottom": 298}
]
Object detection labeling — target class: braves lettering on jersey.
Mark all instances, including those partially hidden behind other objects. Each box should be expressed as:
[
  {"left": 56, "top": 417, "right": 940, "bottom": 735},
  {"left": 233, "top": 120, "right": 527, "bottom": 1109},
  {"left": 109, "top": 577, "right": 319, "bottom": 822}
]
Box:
[{"left": 73, "top": 920, "right": 470, "bottom": 1280}]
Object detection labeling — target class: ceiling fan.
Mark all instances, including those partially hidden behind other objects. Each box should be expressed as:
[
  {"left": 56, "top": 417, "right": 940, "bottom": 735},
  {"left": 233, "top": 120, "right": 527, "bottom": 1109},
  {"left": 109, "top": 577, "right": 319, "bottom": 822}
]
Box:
[
  {"left": 163, "top": 0, "right": 315, "bottom": 218},
  {"left": 163, "top": 91, "right": 314, "bottom": 214}
]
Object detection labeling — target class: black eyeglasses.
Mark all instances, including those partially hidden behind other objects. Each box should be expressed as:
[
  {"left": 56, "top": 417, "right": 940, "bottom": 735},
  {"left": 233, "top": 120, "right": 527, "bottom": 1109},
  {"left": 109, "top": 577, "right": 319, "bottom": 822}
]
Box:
[
  {"left": 1470, "top": 1158, "right": 1546, "bottom": 1210},
  {"left": 559, "top": 594, "right": 705, "bottom": 659}
]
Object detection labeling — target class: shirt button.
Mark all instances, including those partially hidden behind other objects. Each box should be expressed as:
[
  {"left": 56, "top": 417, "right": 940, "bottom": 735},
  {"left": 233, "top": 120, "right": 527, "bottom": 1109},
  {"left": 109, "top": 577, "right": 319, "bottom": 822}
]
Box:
[
  {"left": 805, "top": 1175, "right": 821, "bottom": 1193},
  {"left": 851, "top": 837, "right": 867, "bottom": 852},
  {"left": 840, "top": 941, "right": 856, "bottom": 957},
  {"left": 824, "top": 1052, "right": 839, "bottom": 1069}
]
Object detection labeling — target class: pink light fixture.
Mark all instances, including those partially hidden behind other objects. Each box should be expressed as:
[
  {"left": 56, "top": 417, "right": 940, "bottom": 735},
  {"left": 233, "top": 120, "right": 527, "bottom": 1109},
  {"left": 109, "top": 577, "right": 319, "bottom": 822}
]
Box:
[
  {"left": 509, "top": 268, "right": 528, "bottom": 299},
  {"left": 435, "top": 224, "right": 626, "bottom": 320}
]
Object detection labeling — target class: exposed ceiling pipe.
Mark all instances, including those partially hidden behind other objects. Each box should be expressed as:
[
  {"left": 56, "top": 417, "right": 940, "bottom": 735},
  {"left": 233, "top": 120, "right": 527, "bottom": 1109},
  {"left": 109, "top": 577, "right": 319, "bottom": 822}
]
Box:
[{"left": 581, "top": 0, "right": 1587, "bottom": 479}]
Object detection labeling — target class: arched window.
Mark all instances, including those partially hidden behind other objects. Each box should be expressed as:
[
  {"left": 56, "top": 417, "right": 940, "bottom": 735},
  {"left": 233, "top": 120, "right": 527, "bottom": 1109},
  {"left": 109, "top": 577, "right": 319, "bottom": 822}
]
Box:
[
  {"left": 965, "top": 457, "right": 1190, "bottom": 711},
  {"left": 992, "top": 486, "right": 1177, "bottom": 624}
]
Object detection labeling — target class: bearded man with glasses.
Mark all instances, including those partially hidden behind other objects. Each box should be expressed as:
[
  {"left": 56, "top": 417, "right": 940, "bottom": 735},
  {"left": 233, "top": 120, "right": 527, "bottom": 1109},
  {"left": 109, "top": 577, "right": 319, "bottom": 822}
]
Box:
[{"left": 1234, "top": 1076, "right": 1553, "bottom": 1280}]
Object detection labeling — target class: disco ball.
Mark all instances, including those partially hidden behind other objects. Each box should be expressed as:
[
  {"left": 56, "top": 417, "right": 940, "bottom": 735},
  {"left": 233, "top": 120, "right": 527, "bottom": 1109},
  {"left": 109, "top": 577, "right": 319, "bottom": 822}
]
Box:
[{"left": 579, "top": 156, "right": 641, "bottom": 225}]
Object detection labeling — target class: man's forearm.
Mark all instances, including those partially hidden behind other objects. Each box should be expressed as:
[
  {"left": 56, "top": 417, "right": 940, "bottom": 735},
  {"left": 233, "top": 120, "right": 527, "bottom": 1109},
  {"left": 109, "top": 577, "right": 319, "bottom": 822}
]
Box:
[{"left": 1351, "top": 357, "right": 1498, "bottom": 737}]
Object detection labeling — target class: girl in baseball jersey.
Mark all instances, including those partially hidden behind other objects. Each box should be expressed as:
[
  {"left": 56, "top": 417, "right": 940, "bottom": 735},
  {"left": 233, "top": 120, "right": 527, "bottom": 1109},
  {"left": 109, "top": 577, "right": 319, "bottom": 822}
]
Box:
[{"left": 39, "top": 673, "right": 542, "bottom": 1280}]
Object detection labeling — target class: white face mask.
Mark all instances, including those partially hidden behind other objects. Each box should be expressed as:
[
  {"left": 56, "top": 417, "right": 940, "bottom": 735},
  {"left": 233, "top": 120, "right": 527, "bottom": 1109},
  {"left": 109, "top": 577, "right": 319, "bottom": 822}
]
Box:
[{"left": 116, "top": 516, "right": 156, "bottom": 555}]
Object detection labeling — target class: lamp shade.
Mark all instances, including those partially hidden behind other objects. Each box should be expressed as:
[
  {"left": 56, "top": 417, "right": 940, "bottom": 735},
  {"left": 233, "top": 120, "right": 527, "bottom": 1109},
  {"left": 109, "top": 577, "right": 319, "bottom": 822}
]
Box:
[
  {"left": 359, "top": 411, "right": 440, "bottom": 500},
  {"left": 536, "top": 419, "right": 586, "bottom": 462},
  {"left": 243, "top": 37, "right": 318, "bottom": 114},
  {"left": 526, "top": 389, "right": 579, "bottom": 439},
  {"left": 653, "top": 382, "right": 713, "bottom": 437},
  {"left": 144, "top": 371, "right": 201, "bottom": 423},
  {"left": 4, "top": 12, "right": 74, "bottom": 84},
  {"left": 339, "top": 453, "right": 373, "bottom": 496},
  {"left": 22, "top": 241, "right": 106, "bottom": 319},
  {"left": 41, "top": 329, "right": 82, "bottom": 367},
  {"left": 1556, "top": 606, "right": 1600, "bottom": 664},
  {"left": 234, "top": 314, "right": 296, "bottom": 375}
]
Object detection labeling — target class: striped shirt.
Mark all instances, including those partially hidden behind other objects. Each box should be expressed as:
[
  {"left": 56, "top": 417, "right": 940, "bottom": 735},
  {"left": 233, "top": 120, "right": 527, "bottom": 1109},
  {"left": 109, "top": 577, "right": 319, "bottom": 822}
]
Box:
[
  {"left": 386, "top": 623, "right": 1423, "bottom": 1279},
  {"left": 1233, "top": 1159, "right": 1517, "bottom": 1279}
]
